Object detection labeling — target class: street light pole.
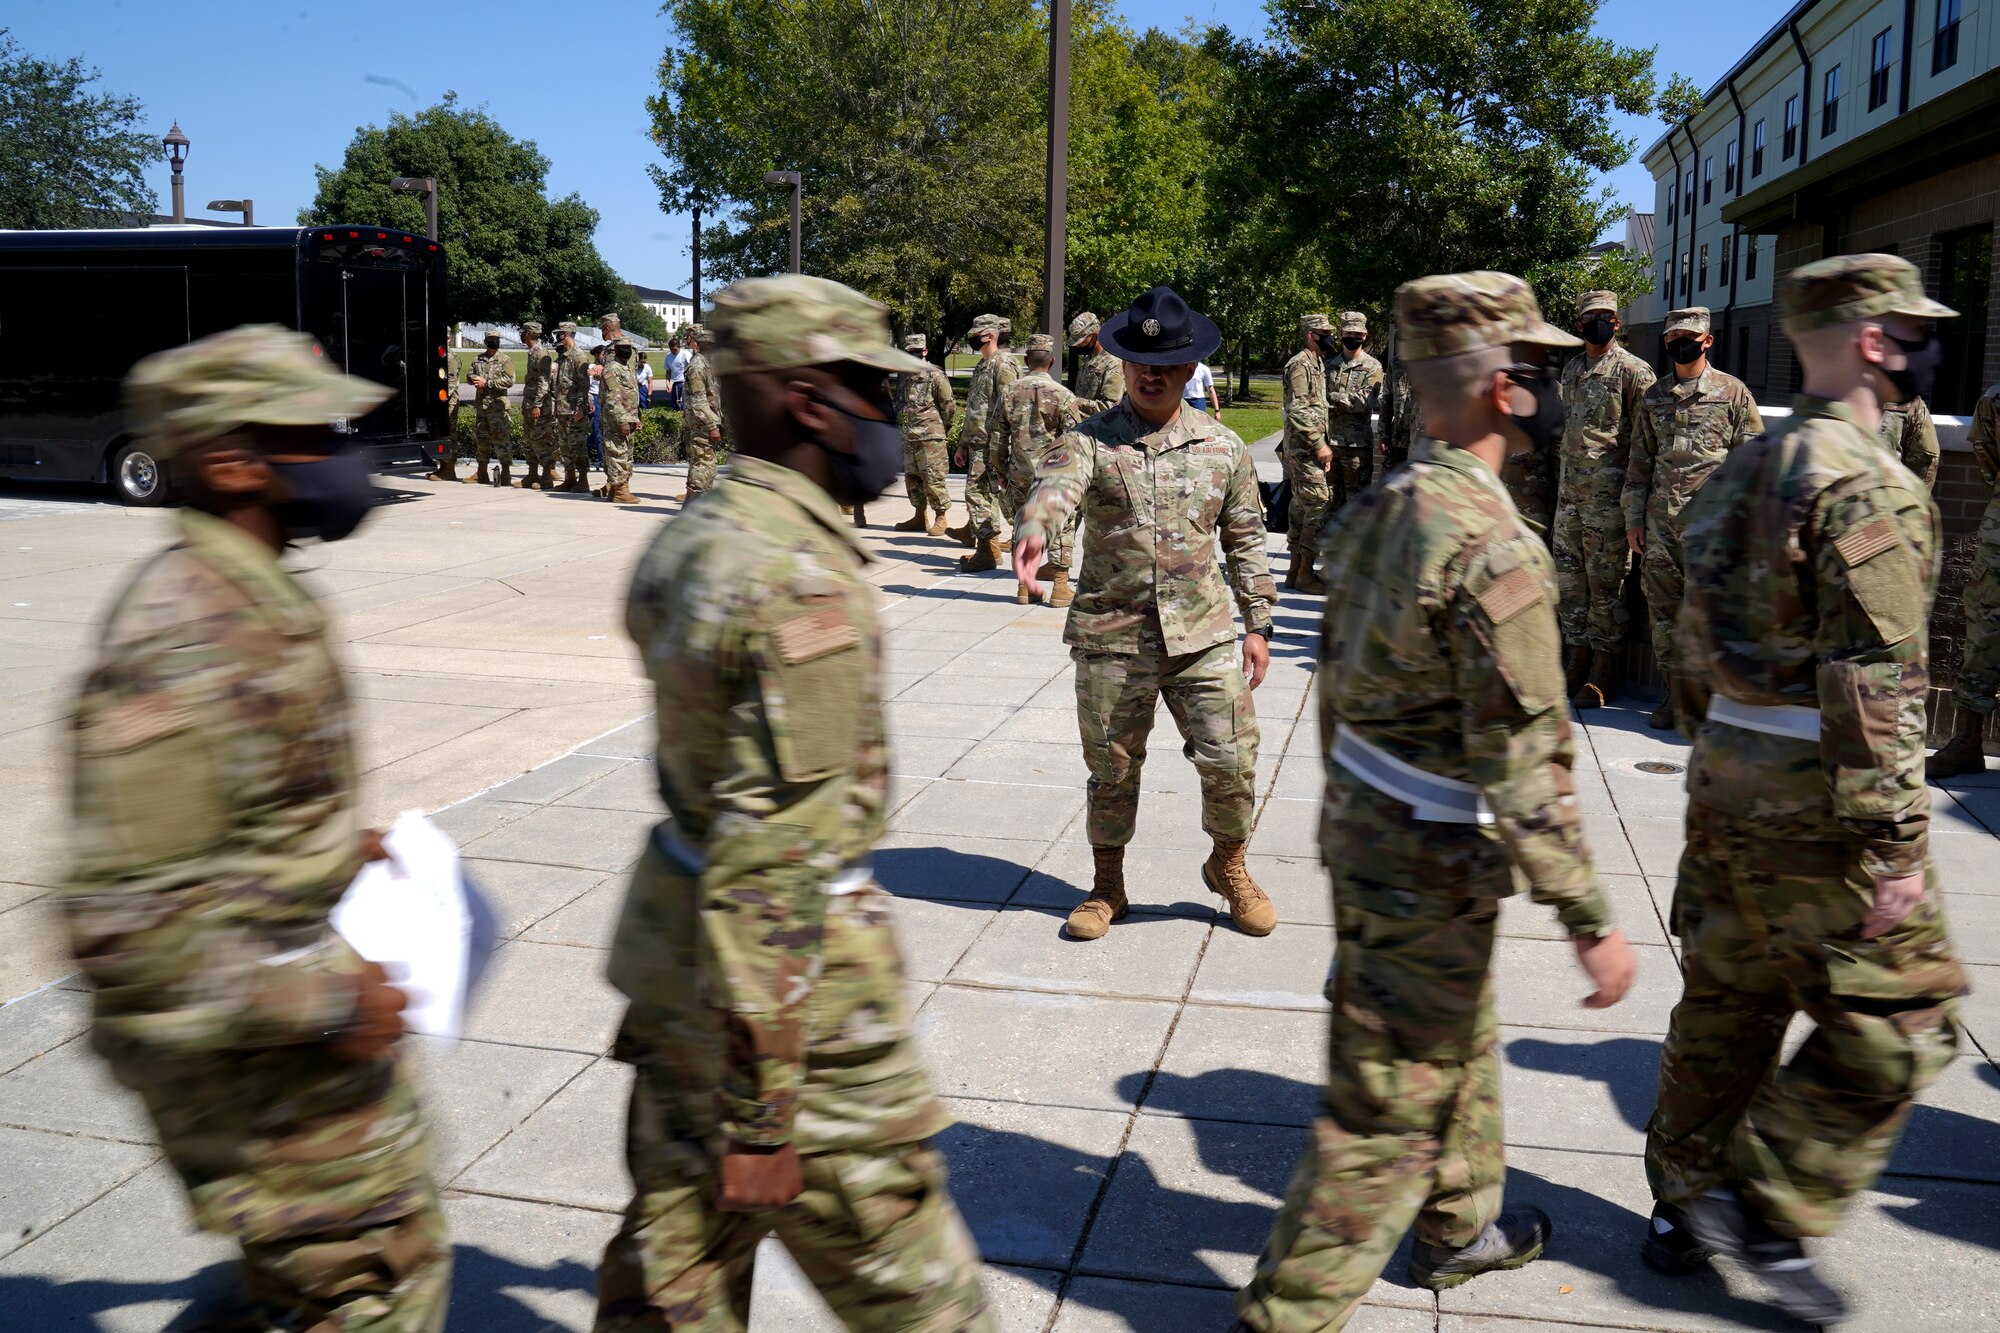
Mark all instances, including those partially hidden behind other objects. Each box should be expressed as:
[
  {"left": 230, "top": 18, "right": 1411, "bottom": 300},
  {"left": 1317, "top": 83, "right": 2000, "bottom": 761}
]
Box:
[
  {"left": 692, "top": 204, "right": 703, "bottom": 315},
  {"left": 389, "top": 177, "right": 440, "bottom": 242},
  {"left": 1044, "top": 0, "right": 1071, "bottom": 342},
  {"left": 206, "top": 198, "right": 254, "bottom": 225},
  {"left": 162, "top": 122, "right": 190, "bottom": 224},
  {"left": 762, "top": 170, "right": 802, "bottom": 274}
]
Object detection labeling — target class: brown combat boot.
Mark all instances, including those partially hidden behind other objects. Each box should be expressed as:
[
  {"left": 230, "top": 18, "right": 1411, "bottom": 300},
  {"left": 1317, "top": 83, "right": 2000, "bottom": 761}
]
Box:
[
  {"left": 1281, "top": 544, "right": 1301, "bottom": 591},
  {"left": 1015, "top": 578, "right": 1039, "bottom": 605},
  {"left": 1202, "top": 837, "right": 1276, "bottom": 936},
  {"left": 853, "top": 504, "right": 868, "bottom": 528},
  {"left": 927, "top": 509, "right": 950, "bottom": 537},
  {"left": 959, "top": 537, "right": 1002, "bottom": 574},
  {"left": 1295, "top": 554, "right": 1326, "bottom": 596},
  {"left": 1066, "top": 847, "right": 1129, "bottom": 941},
  {"left": 1047, "top": 566, "right": 1074, "bottom": 609},
  {"left": 894, "top": 510, "right": 928, "bottom": 532},
  {"left": 1573, "top": 650, "right": 1620, "bottom": 709},
  {"left": 1562, "top": 644, "right": 1592, "bottom": 698},
  {"left": 1648, "top": 696, "right": 1676, "bottom": 731},
  {"left": 944, "top": 520, "right": 976, "bottom": 547},
  {"left": 462, "top": 463, "right": 488, "bottom": 485},
  {"left": 1927, "top": 708, "right": 1992, "bottom": 781},
  {"left": 610, "top": 484, "right": 640, "bottom": 504}
]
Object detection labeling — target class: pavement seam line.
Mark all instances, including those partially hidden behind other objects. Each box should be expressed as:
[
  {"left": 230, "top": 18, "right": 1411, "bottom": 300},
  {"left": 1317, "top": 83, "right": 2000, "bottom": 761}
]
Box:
[{"left": 445, "top": 1053, "right": 607, "bottom": 1191}]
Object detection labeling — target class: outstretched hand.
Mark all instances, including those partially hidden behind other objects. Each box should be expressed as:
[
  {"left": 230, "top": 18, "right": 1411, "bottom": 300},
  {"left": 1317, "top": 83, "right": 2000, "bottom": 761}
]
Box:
[
  {"left": 1013, "top": 532, "right": 1048, "bottom": 596},
  {"left": 1573, "top": 929, "right": 1636, "bottom": 1009}
]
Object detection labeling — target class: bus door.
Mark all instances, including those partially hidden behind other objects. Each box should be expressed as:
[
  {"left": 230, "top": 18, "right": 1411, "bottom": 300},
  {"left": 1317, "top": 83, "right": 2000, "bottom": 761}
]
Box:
[{"left": 336, "top": 265, "right": 418, "bottom": 438}]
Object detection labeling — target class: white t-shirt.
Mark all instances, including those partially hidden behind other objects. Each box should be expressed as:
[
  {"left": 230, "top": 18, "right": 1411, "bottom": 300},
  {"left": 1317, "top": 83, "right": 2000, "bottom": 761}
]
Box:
[
  {"left": 668, "top": 349, "right": 691, "bottom": 384},
  {"left": 1183, "top": 362, "right": 1215, "bottom": 405}
]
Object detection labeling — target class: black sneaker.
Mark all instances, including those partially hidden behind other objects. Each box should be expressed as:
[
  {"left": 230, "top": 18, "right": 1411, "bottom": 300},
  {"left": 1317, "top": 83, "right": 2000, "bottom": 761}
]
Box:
[
  {"left": 1408, "top": 1207, "right": 1553, "bottom": 1290},
  {"left": 1680, "top": 1191, "right": 1849, "bottom": 1326},
  {"left": 1641, "top": 1201, "right": 1712, "bottom": 1276}
]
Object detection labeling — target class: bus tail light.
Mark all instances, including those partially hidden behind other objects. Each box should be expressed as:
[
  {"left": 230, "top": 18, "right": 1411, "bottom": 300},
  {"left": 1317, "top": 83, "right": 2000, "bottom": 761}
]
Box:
[{"left": 438, "top": 389, "right": 448, "bottom": 401}]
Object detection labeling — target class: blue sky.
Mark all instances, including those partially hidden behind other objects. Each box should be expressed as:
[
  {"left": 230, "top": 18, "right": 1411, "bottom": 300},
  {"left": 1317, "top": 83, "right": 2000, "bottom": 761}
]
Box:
[{"left": 11, "top": 1, "right": 1754, "bottom": 295}]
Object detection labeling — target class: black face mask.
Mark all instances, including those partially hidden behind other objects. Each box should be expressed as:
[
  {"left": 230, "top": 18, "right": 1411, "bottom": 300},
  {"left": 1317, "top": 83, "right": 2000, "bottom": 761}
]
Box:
[
  {"left": 813, "top": 393, "right": 904, "bottom": 504},
  {"left": 1665, "top": 338, "right": 1705, "bottom": 367},
  {"left": 1882, "top": 330, "right": 1942, "bottom": 406},
  {"left": 1580, "top": 315, "right": 1616, "bottom": 346},
  {"left": 1506, "top": 373, "right": 1567, "bottom": 453},
  {"left": 269, "top": 444, "right": 381, "bottom": 543},
  {"left": 1341, "top": 335, "right": 1366, "bottom": 351}
]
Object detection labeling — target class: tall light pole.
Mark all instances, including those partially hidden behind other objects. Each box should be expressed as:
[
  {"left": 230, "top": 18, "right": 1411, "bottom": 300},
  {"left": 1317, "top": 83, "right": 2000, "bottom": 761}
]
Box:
[
  {"left": 206, "top": 198, "right": 253, "bottom": 226},
  {"left": 763, "top": 170, "right": 801, "bottom": 274},
  {"left": 390, "top": 177, "right": 440, "bottom": 242},
  {"left": 162, "top": 122, "right": 190, "bottom": 224},
  {"left": 1044, "top": 0, "right": 1072, "bottom": 342},
  {"left": 692, "top": 204, "right": 703, "bottom": 315}
]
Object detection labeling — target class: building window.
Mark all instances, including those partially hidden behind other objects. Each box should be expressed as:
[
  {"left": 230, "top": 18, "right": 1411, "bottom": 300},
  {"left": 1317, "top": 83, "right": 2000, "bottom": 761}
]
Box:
[
  {"left": 1746, "top": 235, "right": 1759, "bottom": 280},
  {"left": 1680, "top": 254, "right": 1692, "bottom": 301},
  {"left": 1667, "top": 177, "right": 1678, "bottom": 224},
  {"left": 1753, "top": 120, "right": 1766, "bottom": 176},
  {"left": 1784, "top": 96, "right": 1800, "bottom": 158},
  {"left": 1822, "top": 66, "right": 1841, "bottom": 135},
  {"left": 1699, "top": 243, "right": 1709, "bottom": 291},
  {"left": 1703, "top": 158, "right": 1714, "bottom": 204},
  {"left": 1720, "top": 235, "right": 1734, "bottom": 285},
  {"left": 1685, "top": 169, "right": 1697, "bottom": 217},
  {"left": 1725, "top": 140, "right": 1739, "bottom": 192},
  {"left": 1935, "top": 0, "right": 1962, "bottom": 73},
  {"left": 1870, "top": 28, "right": 1893, "bottom": 110}
]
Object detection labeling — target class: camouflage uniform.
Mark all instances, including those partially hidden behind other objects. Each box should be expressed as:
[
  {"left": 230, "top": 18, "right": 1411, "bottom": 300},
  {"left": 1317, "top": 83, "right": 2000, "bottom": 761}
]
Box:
[
  {"left": 1282, "top": 317, "right": 1332, "bottom": 555},
  {"left": 467, "top": 343, "right": 515, "bottom": 480},
  {"left": 63, "top": 328, "right": 446, "bottom": 1333},
  {"left": 1952, "top": 382, "right": 2000, "bottom": 721},
  {"left": 553, "top": 324, "right": 596, "bottom": 488},
  {"left": 961, "top": 316, "right": 1022, "bottom": 541},
  {"left": 519, "top": 322, "right": 557, "bottom": 481},
  {"left": 1237, "top": 273, "right": 1611, "bottom": 1333},
  {"left": 1326, "top": 311, "right": 1383, "bottom": 508},
  {"left": 1016, "top": 401, "right": 1274, "bottom": 848},
  {"left": 1068, "top": 312, "right": 1127, "bottom": 416},
  {"left": 1554, "top": 297, "right": 1655, "bottom": 648},
  {"left": 896, "top": 337, "right": 955, "bottom": 521},
  {"left": 683, "top": 330, "right": 726, "bottom": 497},
  {"left": 995, "top": 351, "right": 1084, "bottom": 567},
  {"left": 1876, "top": 394, "right": 1940, "bottom": 487},
  {"left": 1619, "top": 310, "right": 1764, "bottom": 677},
  {"left": 1377, "top": 328, "right": 1425, "bottom": 471},
  {"left": 1648, "top": 255, "right": 1966, "bottom": 1244},
  {"left": 600, "top": 339, "right": 643, "bottom": 499},
  {"left": 601, "top": 274, "right": 989, "bottom": 1333}
]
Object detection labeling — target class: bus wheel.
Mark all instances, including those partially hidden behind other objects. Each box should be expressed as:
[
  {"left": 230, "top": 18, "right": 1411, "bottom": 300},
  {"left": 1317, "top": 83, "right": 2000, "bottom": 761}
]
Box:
[{"left": 111, "top": 441, "right": 171, "bottom": 507}]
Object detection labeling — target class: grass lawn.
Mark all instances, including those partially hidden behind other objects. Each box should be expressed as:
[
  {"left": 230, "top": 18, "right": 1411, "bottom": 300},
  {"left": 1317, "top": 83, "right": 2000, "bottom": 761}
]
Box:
[{"left": 1217, "top": 404, "right": 1283, "bottom": 443}]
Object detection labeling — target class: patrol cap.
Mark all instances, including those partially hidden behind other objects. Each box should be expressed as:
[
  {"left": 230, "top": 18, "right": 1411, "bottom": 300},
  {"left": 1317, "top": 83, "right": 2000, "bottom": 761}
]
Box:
[
  {"left": 611, "top": 335, "right": 632, "bottom": 348},
  {"left": 1779, "top": 253, "right": 1957, "bottom": 334},
  {"left": 483, "top": 328, "right": 502, "bottom": 341},
  {"left": 686, "top": 324, "right": 712, "bottom": 343},
  {"left": 1300, "top": 313, "right": 1332, "bottom": 333},
  {"left": 1664, "top": 307, "right": 1711, "bottom": 336},
  {"left": 1394, "top": 271, "right": 1583, "bottom": 362},
  {"left": 1576, "top": 290, "right": 1619, "bottom": 317},
  {"left": 1026, "top": 332, "right": 1057, "bottom": 354},
  {"left": 903, "top": 333, "right": 927, "bottom": 351},
  {"left": 968, "top": 313, "right": 1003, "bottom": 339},
  {"left": 707, "top": 273, "right": 927, "bottom": 378},
  {"left": 1339, "top": 311, "right": 1368, "bottom": 334},
  {"left": 598, "top": 313, "right": 621, "bottom": 327},
  {"left": 1067, "top": 311, "right": 1101, "bottom": 347},
  {"left": 520, "top": 320, "right": 542, "bottom": 337},
  {"left": 125, "top": 324, "right": 392, "bottom": 460},
  {"left": 555, "top": 321, "right": 578, "bottom": 335}
]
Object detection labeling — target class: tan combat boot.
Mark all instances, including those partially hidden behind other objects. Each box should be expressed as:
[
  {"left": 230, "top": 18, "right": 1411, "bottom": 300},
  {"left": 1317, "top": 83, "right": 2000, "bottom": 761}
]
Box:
[
  {"left": 944, "top": 519, "right": 976, "bottom": 547},
  {"left": 610, "top": 483, "right": 640, "bottom": 504},
  {"left": 1295, "top": 554, "right": 1326, "bottom": 596},
  {"left": 959, "top": 537, "right": 1001, "bottom": 574},
  {"left": 1066, "top": 847, "right": 1129, "bottom": 940},
  {"left": 1927, "top": 708, "right": 1991, "bottom": 781},
  {"left": 1648, "top": 696, "right": 1676, "bottom": 731},
  {"left": 1282, "top": 544, "right": 1301, "bottom": 592},
  {"left": 1047, "top": 566, "right": 1074, "bottom": 609},
  {"left": 1562, "top": 644, "right": 1592, "bottom": 699},
  {"left": 1573, "top": 650, "right": 1619, "bottom": 709},
  {"left": 462, "top": 462, "right": 488, "bottom": 485},
  {"left": 893, "top": 510, "right": 928, "bottom": 532},
  {"left": 1202, "top": 837, "right": 1276, "bottom": 936},
  {"left": 927, "top": 509, "right": 951, "bottom": 537}
]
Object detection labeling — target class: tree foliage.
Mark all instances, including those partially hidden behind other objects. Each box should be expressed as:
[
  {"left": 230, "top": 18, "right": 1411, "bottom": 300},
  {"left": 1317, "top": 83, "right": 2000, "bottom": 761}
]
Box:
[
  {"left": 1656, "top": 72, "right": 1706, "bottom": 125},
  {"left": 0, "top": 29, "right": 157, "bottom": 229},
  {"left": 613, "top": 287, "right": 671, "bottom": 342},
  {"left": 301, "top": 94, "right": 622, "bottom": 326}
]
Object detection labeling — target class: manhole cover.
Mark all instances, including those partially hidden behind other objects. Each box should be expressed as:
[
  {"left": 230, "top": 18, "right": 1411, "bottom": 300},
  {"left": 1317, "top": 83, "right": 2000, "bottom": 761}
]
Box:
[{"left": 1635, "top": 760, "right": 1685, "bottom": 776}]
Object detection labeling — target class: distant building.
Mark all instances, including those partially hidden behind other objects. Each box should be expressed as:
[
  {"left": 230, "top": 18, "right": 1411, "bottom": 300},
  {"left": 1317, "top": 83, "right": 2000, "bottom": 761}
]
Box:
[
  {"left": 629, "top": 284, "right": 694, "bottom": 332},
  {"left": 1631, "top": 0, "right": 1997, "bottom": 410}
]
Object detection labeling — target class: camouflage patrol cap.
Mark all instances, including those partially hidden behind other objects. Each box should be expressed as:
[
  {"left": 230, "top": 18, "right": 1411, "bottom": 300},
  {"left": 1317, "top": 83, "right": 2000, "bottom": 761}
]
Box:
[
  {"left": 1300, "top": 314, "right": 1332, "bottom": 333},
  {"left": 1026, "top": 332, "right": 1057, "bottom": 354},
  {"left": 1394, "top": 271, "right": 1583, "bottom": 362},
  {"left": 1664, "top": 307, "right": 1711, "bottom": 336},
  {"left": 1576, "top": 290, "right": 1619, "bottom": 317},
  {"left": 1067, "top": 311, "right": 1101, "bottom": 347},
  {"left": 555, "top": 321, "right": 578, "bottom": 335},
  {"left": 125, "top": 324, "right": 392, "bottom": 460},
  {"left": 707, "top": 273, "right": 927, "bottom": 378},
  {"left": 968, "top": 313, "right": 1003, "bottom": 339},
  {"left": 611, "top": 336, "right": 633, "bottom": 348},
  {"left": 598, "top": 313, "right": 621, "bottom": 327},
  {"left": 686, "top": 324, "right": 712, "bottom": 344},
  {"left": 520, "top": 321, "right": 542, "bottom": 337},
  {"left": 1339, "top": 311, "right": 1368, "bottom": 334},
  {"left": 1779, "top": 253, "right": 1958, "bottom": 334},
  {"left": 996, "top": 317, "right": 1013, "bottom": 337},
  {"left": 903, "top": 333, "right": 927, "bottom": 351}
]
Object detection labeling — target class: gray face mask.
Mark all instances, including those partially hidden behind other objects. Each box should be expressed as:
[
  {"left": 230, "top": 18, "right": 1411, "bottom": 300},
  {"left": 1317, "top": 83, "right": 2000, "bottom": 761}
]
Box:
[{"left": 810, "top": 389, "right": 903, "bottom": 504}]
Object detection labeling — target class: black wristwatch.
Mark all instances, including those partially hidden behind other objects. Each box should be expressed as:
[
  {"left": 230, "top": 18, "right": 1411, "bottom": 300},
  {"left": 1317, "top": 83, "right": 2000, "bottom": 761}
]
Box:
[{"left": 1245, "top": 624, "right": 1272, "bottom": 642}]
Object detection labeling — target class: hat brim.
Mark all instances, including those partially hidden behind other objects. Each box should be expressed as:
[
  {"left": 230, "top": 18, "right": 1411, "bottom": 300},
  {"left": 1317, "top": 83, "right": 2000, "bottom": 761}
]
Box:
[
  {"left": 1519, "top": 318, "right": 1585, "bottom": 350},
  {"left": 243, "top": 376, "right": 394, "bottom": 430},
  {"left": 1663, "top": 320, "right": 1708, "bottom": 336},
  {"left": 1099, "top": 308, "right": 1222, "bottom": 366},
  {"left": 1893, "top": 295, "right": 1959, "bottom": 320}
]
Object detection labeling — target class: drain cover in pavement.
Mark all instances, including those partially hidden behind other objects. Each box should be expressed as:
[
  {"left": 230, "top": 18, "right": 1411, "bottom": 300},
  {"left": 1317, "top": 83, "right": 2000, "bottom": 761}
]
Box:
[{"left": 1635, "top": 760, "right": 1685, "bottom": 776}]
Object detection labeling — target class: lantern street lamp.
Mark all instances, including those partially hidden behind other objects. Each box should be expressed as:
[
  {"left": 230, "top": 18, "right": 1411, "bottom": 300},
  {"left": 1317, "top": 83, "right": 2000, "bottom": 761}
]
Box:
[{"left": 162, "top": 122, "right": 190, "bottom": 224}]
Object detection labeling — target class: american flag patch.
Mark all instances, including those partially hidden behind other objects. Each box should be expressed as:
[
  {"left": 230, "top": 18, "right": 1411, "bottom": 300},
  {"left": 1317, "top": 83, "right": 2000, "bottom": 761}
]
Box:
[
  {"left": 1476, "top": 565, "right": 1543, "bottom": 624},
  {"left": 1833, "top": 518, "right": 1898, "bottom": 567},
  {"left": 772, "top": 606, "right": 859, "bottom": 663}
]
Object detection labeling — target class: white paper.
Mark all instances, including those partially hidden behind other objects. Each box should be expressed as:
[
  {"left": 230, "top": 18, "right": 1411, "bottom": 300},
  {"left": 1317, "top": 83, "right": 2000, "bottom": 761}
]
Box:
[{"left": 331, "top": 810, "right": 474, "bottom": 1039}]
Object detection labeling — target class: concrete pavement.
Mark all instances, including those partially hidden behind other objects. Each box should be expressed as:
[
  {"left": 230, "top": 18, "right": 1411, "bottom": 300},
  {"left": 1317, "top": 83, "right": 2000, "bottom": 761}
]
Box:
[{"left": 1, "top": 469, "right": 1997, "bottom": 1332}]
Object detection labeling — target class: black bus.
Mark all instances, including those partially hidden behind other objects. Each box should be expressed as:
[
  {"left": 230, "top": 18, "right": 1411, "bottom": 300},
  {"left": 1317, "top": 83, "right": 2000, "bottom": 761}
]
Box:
[{"left": 0, "top": 225, "right": 451, "bottom": 504}]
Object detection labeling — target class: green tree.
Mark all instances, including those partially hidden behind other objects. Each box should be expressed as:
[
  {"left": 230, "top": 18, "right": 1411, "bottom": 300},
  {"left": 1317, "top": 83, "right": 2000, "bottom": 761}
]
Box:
[
  {"left": 613, "top": 286, "right": 670, "bottom": 342},
  {"left": 0, "top": 29, "right": 157, "bottom": 229},
  {"left": 301, "top": 94, "right": 622, "bottom": 326},
  {"left": 1210, "top": 0, "right": 1656, "bottom": 314},
  {"left": 1656, "top": 72, "right": 1706, "bottom": 125}
]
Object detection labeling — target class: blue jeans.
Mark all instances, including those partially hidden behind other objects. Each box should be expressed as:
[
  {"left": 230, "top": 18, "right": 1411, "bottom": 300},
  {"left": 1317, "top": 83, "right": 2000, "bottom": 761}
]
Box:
[{"left": 588, "top": 399, "right": 604, "bottom": 466}]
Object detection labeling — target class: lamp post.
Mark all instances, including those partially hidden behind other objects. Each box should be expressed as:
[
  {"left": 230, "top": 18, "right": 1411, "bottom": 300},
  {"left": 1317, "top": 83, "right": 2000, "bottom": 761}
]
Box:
[
  {"left": 1044, "top": 0, "right": 1071, "bottom": 342},
  {"left": 162, "top": 122, "right": 190, "bottom": 224},
  {"left": 762, "top": 170, "right": 801, "bottom": 274},
  {"left": 389, "top": 176, "right": 440, "bottom": 242},
  {"left": 206, "top": 198, "right": 253, "bottom": 226}
]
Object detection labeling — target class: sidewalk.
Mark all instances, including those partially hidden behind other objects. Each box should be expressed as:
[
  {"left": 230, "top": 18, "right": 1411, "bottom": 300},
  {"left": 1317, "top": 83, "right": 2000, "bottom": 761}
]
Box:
[{"left": 1, "top": 482, "right": 1996, "bottom": 1331}]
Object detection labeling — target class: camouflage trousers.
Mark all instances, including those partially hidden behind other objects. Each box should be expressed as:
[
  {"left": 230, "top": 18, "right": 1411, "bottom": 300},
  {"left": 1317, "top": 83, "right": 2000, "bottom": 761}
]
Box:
[
  {"left": 1554, "top": 465, "right": 1631, "bottom": 649},
  {"left": 965, "top": 445, "right": 1004, "bottom": 539},
  {"left": 1285, "top": 441, "right": 1331, "bottom": 554},
  {"left": 1504, "top": 443, "right": 1557, "bottom": 540},
  {"left": 1072, "top": 642, "right": 1258, "bottom": 846},
  {"left": 1952, "top": 497, "right": 2000, "bottom": 714},
  {"left": 1330, "top": 447, "right": 1372, "bottom": 512},
  {"left": 561, "top": 414, "right": 594, "bottom": 478},
  {"left": 120, "top": 1048, "right": 448, "bottom": 1331},
  {"left": 604, "top": 422, "right": 634, "bottom": 490},
  {"left": 904, "top": 437, "right": 949, "bottom": 515},
  {"left": 1004, "top": 464, "right": 1074, "bottom": 568},
  {"left": 1638, "top": 507, "right": 1690, "bottom": 675},
  {"left": 1646, "top": 804, "right": 1965, "bottom": 1238},
  {"left": 595, "top": 1074, "right": 990, "bottom": 1331},
  {"left": 1238, "top": 798, "right": 1504, "bottom": 1331},
  {"left": 685, "top": 424, "right": 721, "bottom": 497},
  {"left": 472, "top": 409, "right": 513, "bottom": 470},
  {"left": 522, "top": 410, "right": 559, "bottom": 467}
]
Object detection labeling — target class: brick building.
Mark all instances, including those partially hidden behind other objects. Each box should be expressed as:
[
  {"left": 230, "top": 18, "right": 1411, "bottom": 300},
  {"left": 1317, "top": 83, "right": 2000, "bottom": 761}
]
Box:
[{"left": 1620, "top": 0, "right": 1997, "bottom": 743}]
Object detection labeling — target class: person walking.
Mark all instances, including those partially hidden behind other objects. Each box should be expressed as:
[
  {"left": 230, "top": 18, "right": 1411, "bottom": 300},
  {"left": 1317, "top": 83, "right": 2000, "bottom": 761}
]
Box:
[
  {"left": 1280, "top": 314, "right": 1335, "bottom": 593},
  {"left": 891, "top": 332, "right": 956, "bottom": 536},
  {"left": 1012, "top": 287, "right": 1279, "bottom": 942},
  {"left": 949, "top": 315, "right": 1021, "bottom": 571},
  {"left": 994, "top": 333, "right": 1083, "bottom": 606}
]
